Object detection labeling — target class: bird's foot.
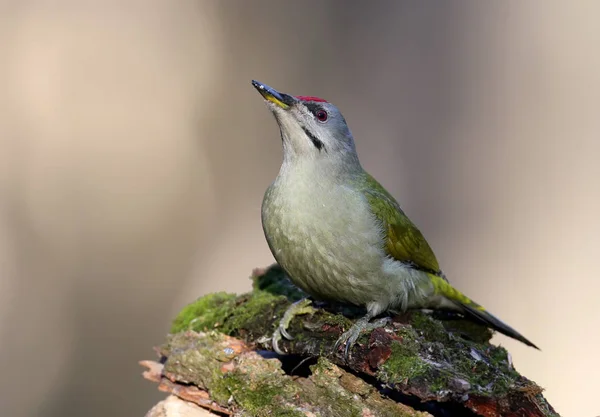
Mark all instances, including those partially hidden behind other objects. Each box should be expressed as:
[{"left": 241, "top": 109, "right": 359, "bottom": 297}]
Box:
[
  {"left": 272, "top": 298, "right": 316, "bottom": 355},
  {"left": 333, "top": 316, "right": 391, "bottom": 361}
]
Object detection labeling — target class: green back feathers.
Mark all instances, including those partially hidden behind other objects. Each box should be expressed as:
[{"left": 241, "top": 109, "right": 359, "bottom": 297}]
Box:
[
  {"left": 360, "top": 173, "right": 442, "bottom": 276},
  {"left": 358, "top": 173, "right": 539, "bottom": 349}
]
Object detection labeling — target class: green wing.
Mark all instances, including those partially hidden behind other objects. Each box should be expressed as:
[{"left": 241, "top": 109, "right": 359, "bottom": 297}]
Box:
[{"left": 360, "top": 173, "right": 442, "bottom": 276}]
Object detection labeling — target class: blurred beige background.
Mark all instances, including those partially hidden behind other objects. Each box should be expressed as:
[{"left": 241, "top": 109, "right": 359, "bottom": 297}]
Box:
[{"left": 0, "top": 1, "right": 598, "bottom": 416}]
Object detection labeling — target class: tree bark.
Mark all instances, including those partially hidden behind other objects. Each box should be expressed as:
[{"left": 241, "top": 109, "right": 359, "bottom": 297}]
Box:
[{"left": 141, "top": 264, "right": 559, "bottom": 417}]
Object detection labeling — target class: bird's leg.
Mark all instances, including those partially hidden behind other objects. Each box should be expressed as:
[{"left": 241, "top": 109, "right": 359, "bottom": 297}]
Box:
[
  {"left": 272, "top": 297, "right": 316, "bottom": 354},
  {"left": 333, "top": 313, "right": 391, "bottom": 361}
]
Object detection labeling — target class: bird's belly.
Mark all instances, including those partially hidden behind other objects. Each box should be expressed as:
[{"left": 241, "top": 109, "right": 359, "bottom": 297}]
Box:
[{"left": 262, "top": 183, "right": 388, "bottom": 306}]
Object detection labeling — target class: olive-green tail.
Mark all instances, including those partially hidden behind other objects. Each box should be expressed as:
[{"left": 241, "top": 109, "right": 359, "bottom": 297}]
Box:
[{"left": 429, "top": 274, "right": 540, "bottom": 350}]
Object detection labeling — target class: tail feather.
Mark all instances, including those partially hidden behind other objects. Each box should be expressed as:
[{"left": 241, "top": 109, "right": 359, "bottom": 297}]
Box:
[
  {"left": 429, "top": 274, "right": 540, "bottom": 350},
  {"left": 458, "top": 299, "right": 540, "bottom": 349}
]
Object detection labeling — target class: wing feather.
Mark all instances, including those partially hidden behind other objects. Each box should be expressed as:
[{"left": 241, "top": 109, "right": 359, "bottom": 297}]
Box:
[{"left": 360, "top": 173, "right": 443, "bottom": 276}]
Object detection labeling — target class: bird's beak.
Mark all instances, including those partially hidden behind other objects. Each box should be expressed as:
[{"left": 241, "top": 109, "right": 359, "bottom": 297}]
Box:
[{"left": 252, "top": 80, "right": 296, "bottom": 110}]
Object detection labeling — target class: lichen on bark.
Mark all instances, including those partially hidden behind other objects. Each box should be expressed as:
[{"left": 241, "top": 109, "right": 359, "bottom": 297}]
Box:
[{"left": 142, "top": 264, "right": 559, "bottom": 417}]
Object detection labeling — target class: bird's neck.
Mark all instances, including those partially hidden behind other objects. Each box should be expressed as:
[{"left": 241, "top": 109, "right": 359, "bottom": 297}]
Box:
[{"left": 279, "top": 154, "right": 364, "bottom": 184}]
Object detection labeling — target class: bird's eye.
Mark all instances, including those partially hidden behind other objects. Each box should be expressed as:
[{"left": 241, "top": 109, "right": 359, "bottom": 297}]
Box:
[{"left": 315, "top": 109, "right": 328, "bottom": 122}]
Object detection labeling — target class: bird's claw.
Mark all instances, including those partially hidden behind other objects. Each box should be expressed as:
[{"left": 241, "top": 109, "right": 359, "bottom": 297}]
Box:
[
  {"left": 272, "top": 298, "right": 316, "bottom": 355},
  {"left": 334, "top": 316, "right": 392, "bottom": 361},
  {"left": 278, "top": 322, "right": 294, "bottom": 340},
  {"left": 272, "top": 327, "right": 287, "bottom": 355}
]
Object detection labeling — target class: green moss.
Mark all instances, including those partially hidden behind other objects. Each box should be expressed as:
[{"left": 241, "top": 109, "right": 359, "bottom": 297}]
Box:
[
  {"left": 164, "top": 332, "right": 303, "bottom": 417},
  {"left": 488, "top": 345, "right": 510, "bottom": 366},
  {"left": 379, "top": 338, "right": 428, "bottom": 382},
  {"left": 309, "top": 357, "right": 427, "bottom": 417},
  {"left": 482, "top": 347, "right": 519, "bottom": 395},
  {"left": 162, "top": 332, "right": 227, "bottom": 389},
  {"left": 170, "top": 265, "right": 300, "bottom": 337},
  {"left": 434, "top": 344, "right": 519, "bottom": 397},
  {"left": 410, "top": 312, "right": 449, "bottom": 342},
  {"left": 321, "top": 312, "right": 354, "bottom": 329},
  {"left": 170, "top": 286, "right": 290, "bottom": 339},
  {"left": 210, "top": 368, "right": 303, "bottom": 417},
  {"left": 170, "top": 292, "right": 237, "bottom": 333},
  {"left": 427, "top": 376, "right": 447, "bottom": 394},
  {"left": 221, "top": 290, "right": 287, "bottom": 335},
  {"left": 308, "top": 358, "right": 371, "bottom": 417},
  {"left": 379, "top": 310, "right": 520, "bottom": 398},
  {"left": 168, "top": 268, "right": 529, "bottom": 408}
]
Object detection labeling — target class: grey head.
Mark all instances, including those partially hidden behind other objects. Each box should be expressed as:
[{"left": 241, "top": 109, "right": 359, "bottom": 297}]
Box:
[{"left": 252, "top": 80, "right": 360, "bottom": 169}]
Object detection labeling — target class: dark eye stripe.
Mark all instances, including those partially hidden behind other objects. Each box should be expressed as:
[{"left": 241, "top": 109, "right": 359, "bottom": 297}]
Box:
[
  {"left": 304, "top": 103, "right": 322, "bottom": 115},
  {"left": 301, "top": 126, "right": 324, "bottom": 151}
]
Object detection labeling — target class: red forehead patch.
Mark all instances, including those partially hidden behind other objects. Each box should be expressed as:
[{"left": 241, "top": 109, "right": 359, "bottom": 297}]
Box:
[{"left": 296, "top": 95, "right": 328, "bottom": 103}]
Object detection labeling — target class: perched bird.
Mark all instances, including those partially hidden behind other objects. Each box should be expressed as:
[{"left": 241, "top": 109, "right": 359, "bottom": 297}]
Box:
[{"left": 251, "top": 80, "right": 539, "bottom": 357}]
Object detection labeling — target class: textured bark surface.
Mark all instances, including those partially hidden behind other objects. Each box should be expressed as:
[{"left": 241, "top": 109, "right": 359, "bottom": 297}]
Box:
[{"left": 141, "top": 264, "right": 559, "bottom": 417}]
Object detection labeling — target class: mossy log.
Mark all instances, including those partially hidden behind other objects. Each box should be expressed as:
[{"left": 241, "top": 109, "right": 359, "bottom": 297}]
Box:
[{"left": 141, "top": 264, "right": 558, "bottom": 417}]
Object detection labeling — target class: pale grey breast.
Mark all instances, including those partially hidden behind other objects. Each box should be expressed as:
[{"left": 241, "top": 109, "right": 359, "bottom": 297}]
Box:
[{"left": 261, "top": 174, "right": 389, "bottom": 306}]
